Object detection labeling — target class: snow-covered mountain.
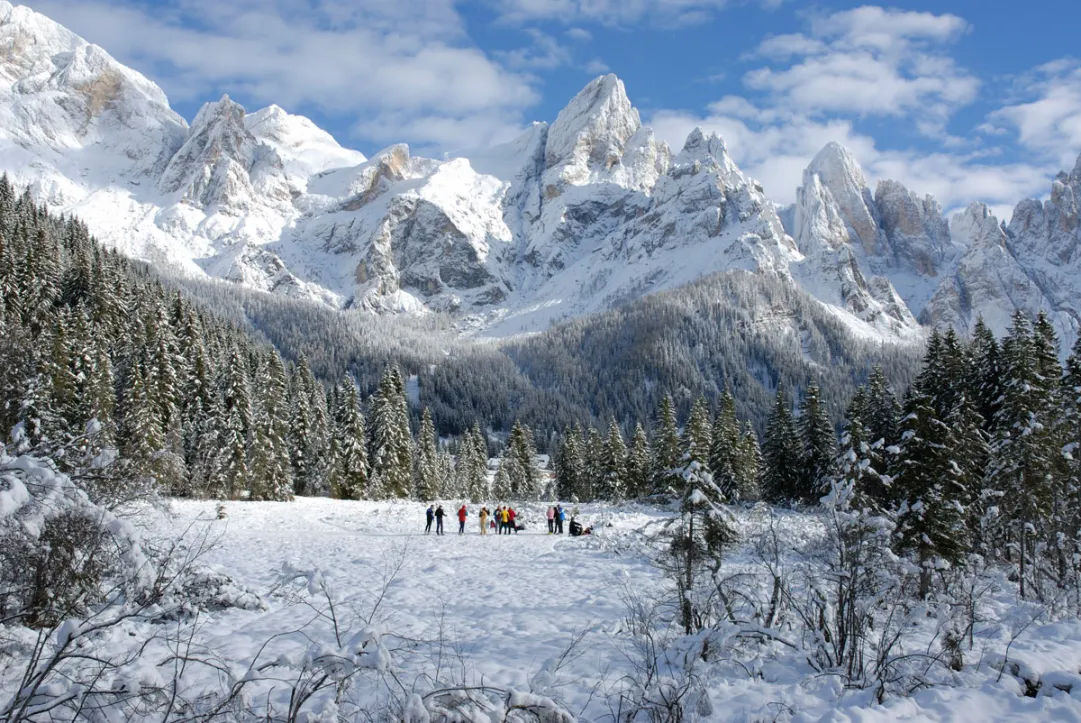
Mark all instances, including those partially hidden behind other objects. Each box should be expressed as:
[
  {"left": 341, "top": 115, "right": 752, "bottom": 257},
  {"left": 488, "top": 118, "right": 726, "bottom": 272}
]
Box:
[
  {"left": 0, "top": 0, "right": 1077, "bottom": 348},
  {"left": 785, "top": 142, "right": 1080, "bottom": 349}
]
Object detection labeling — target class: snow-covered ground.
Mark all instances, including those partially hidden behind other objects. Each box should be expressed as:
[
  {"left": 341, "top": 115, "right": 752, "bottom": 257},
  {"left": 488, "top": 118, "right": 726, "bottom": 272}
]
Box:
[{"left": 133, "top": 498, "right": 1081, "bottom": 722}]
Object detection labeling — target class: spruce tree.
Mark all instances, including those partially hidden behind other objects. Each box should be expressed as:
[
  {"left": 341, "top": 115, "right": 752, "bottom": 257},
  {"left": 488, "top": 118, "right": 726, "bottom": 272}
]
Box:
[
  {"left": 682, "top": 398, "right": 712, "bottom": 469},
  {"left": 651, "top": 395, "right": 682, "bottom": 495},
  {"left": 328, "top": 376, "right": 369, "bottom": 500},
  {"left": 507, "top": 421, "right": 540, "bottom": 500},
  {"left": 413, "top": 408, "right": 439, "bottom": 501},
  {"left": 988, "top": 311, "right": 1062, "bottom": 597},
  {"left": 598, "top": 417, "right": 627, "bottom": 502},
  {"left": 371, "top": 367, "right": 413, "bottom": 499},
  {"left": 709, "top": 392, "right": 742, "bottom": 500},
  {"left": 556, "top": 426, "right": 585, "bottom": 502},
  {"left": 890, "top": 389, "right": 969, "bottom": 597},
  {"left": 249, "top": 351, "right": 294, "bottom": 501},
  {"left": 626, "top": 423, "right": 652, "bottom": 499},
  {"left": 761, "top": 386, "right": 802, "bottom": 503},
  {"left": 799, "top": 381, "right": 836, "bottom": 502}
]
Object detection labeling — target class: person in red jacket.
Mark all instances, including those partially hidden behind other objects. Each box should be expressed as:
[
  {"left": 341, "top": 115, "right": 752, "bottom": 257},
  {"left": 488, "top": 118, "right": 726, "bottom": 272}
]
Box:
[
  {"left": 507, "top": 507, "right": 517, "bottom": 534},
  {"left": 457, "top": 504, "right": 468, "bottom": 535}
]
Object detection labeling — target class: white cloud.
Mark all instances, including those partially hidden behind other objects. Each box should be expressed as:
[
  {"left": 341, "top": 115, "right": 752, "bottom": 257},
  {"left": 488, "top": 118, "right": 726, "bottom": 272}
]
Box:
[
  {"left": 745, "top": 7, "right": 978, "bottom": 137},
  {"left": 488, "top": 0, "right": 737, "bottom": 27},
  {"left": 985, "top": 59, "right": 1081, "bottom": 171},
  {"left": 495, "top": 28, "right": 573, "bottom": 70},
  {"left": 565, "top": 27, "right": 592, "bottom": 41},
  {"left": 584, "top": 58, "right": 610, "bottom": 74},
  {"left": 26, "top": 0, "right": 539, "bottom": 151}
]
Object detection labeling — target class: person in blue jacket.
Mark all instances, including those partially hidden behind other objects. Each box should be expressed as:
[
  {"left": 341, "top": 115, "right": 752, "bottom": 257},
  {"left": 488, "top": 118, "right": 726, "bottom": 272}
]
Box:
[{"left": 425, "top": 505, "right": 434, "bottom": 534}]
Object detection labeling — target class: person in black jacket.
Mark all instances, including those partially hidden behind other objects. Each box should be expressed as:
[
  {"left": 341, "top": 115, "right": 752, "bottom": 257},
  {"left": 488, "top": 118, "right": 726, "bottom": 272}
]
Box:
[{"left": 434, "top": 505, "right": 445, "bottom": 535}]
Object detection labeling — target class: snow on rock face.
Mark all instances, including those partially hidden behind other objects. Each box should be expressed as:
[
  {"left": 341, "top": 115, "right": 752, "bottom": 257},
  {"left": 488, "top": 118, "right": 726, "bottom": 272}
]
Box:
[
  {"left": 804, "top": 142, "right": 883, "bottom": 255},
  {"left": 0, "top": 0, "right": 186, "bottom": 179},
  {"left": 875, "top": 180, "right": 953, "bottom": 277},
  {"left": 244, "top": 105, "right": 366, "bottom": 186},
  {"left": 921, "top": 203, "right": 1045, "bottom": 334},
  {"left": 159, "top": 95, "right": 293, "bottom": 214}
]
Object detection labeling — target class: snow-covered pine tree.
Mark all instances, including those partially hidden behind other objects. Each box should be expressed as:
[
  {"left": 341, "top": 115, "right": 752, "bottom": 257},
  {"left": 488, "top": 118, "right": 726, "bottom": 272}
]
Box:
[
  {"left": 288, "top": 358, "right": 319, "bottom": 496},
  {"left": 507, "top": 420, "right": 540, "bottom": 500},
  {"left": 371, "top": 367, "right": 413, "bottom": 499},
  {"left": 250, "top": 350, "right": 294, "bottom": 501},
  {"left": 413, "top": 408, "right": 439, "bottom": 501},
  {"left": 836, "top": 386, "right": 889, "bottom": 508},
  {"left": 555, "top": 426, "right": 585, "bottom": 502},
  {"left": 709, "top": 391, "right": 742, "bottom": 500},
  {"left": 582, "top": 426, "right": 605, "bottom": 502},
  {"left": 651, "top": 395, "right": 682, "bottom": 496},
  {"left": 466, "top": 423, "right": 490, "bottom": 502},
  {"left": 761, "top": 386, "right": 802, "bottom": 503},
  {"left": 891, "top": 389, "right": 969, "bottom": 597},
  {"left": 327, "top": 376, "right": 369, "bottom": 500},
  {"left": 492, "top": 453, "right": 513, "bottom": 501},
  {"left": 968, "top": 317, "right": 1003, "bottom": 437},
  {"left": 799, "top": 381, "right": 836, "bottom": 503},
  {"left": 682, "top": 398, "right": 712, "bottom": 469},
  {"left": 864, "top": 366, "right": 901, "bottom": 458},
  {"left": 986, "top": 311, "right": 1064, "bottom": 597},
  {"left": 737, "top": 424, "right": 762, "bottom": 501},
  {"left": 626, "top": 423, "right": 651, "bottom": 499},
  {"left": 597, "top": 417, "right": 627, "bottom": 502},
  {"left": 220, "top": 345, "right": 253, "bottom": 499}
]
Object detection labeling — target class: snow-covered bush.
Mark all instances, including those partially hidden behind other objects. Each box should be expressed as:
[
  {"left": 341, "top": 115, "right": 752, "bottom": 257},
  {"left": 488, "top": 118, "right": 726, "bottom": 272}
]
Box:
[{"left": 0, "top": 442, "right": 150, "bottom": 627}]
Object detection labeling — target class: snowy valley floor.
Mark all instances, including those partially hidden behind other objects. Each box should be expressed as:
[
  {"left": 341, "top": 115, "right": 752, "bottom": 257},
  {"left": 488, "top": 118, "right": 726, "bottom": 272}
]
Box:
[{"left": 148, "top": 499, "right": 1081, "bottom": 722}]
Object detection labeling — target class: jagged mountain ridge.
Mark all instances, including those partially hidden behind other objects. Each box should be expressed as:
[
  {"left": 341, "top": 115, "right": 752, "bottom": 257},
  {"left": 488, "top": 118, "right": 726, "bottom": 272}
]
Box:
[
  {"left": 786, "top": 142, "right": 1080, "bottom": 350},
  {"left": 0, "top": 0, "right": 1077, "bottom": 349}
]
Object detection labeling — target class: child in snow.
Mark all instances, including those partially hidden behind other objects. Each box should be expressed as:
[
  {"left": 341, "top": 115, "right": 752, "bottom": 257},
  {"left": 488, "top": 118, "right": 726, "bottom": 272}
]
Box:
[
  {"left": 479, "top": 507, "right": 489, "bottom": 535},
  {"left": 457, "top": 504, "right": 468, "bottom": 534},
  {"left": 425, "top": 505, "right": 434, "bottom": 534},
  {"left": 556, "top": 505, "right": 565, "bottom": 534},
  {"left": 434, "top": 505, "right": 445, "bottom": 535},
  {"left": 507, "top": 507, "right": 517, "bottom": 534},
  {"left": 568, "top": 518, "right": 592, "bottom": 537},
  {"left": 500, "top": 506, "right": 510, "bottom": 535},
  {"left": 547, "top": 506, "right": 555, "bottom": 534}
]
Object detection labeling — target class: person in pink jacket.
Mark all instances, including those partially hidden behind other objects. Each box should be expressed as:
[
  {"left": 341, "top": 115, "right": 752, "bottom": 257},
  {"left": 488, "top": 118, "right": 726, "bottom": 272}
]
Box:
[{"left": 547, "top": 506, "right": 556, "bottom": 534}]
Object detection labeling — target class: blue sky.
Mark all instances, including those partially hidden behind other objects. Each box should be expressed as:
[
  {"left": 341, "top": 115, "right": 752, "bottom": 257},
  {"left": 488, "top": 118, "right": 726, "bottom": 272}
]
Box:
[{"left": 26, "top": 0, "right": 1081, "bottom": 216}]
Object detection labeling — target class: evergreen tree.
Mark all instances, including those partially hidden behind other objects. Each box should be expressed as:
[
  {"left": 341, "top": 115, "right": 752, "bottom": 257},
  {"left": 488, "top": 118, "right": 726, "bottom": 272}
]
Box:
[
  {"left": 864, "top": 365, "right": 901, "bottom": 455},
  {"left": 507, "top": 421, "right": 540, "bottom": 500},
  {"left": 597, "top": 417, "right": 627, "bottom": 502},
  {"left": 799, "top": 381, "right": 836, "bottom": 502},
  {"left": 682, "top": 398, "right": 712, "bottom": 469},
  {"left": 651, "top": 395, "right": 682, "bottom": 495},
  {"left": 625, "top": 423, "right": 652, "bottom": 499},
  {"left": 328, "top": 376, "right": 369, "bottom": 501},
  {"left": 249, "top": 351, "right": 294, "bottom": 501},
  {"left": 709, "top": 392, "right": 742, "bottom": 500},
  {"left": 890, "top": 389, "right": 969, "bottom": 597},
  {"left": 987, "top": 311, "right": 1062, "bottom": 597},
  {"left": 220, "top": 345, "right": 252, "bottom": 498},
  {"left": 371, "top": 367, "right": 413, "bottom": 499},
  {"left": 413, "top": 408, "right": 439, "bottom": 501},
  {"left": 555, "top": 426, "right": 585, "bottom": 502},
  {"left": 761, "top": 386, "right": 802, "bottom": 503}
]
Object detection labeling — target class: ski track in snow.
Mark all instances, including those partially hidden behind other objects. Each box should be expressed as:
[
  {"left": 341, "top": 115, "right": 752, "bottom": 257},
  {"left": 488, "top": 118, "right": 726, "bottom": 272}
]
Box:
[{"left": 155, "top": 498, "right": 1081, "bottom": 722}]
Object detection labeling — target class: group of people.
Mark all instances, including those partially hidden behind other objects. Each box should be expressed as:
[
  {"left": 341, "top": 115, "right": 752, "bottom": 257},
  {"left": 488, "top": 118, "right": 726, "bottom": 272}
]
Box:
[{"left": 424, "top": 504, "right": 591, "bottom": 537}]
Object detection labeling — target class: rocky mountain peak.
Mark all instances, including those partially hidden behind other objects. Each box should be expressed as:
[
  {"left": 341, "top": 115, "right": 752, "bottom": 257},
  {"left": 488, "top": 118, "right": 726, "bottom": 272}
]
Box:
[
  {"left": 804, "top": 142, "right": 881, "bottom": 255},
  {"left": 542, "top": 74, "right": 642, "bottom": 190},
  {"left": 159, "top": 94, "right": 292, "bottom": 212},
  {"left": 245, "top": 103, "right": 366, "bottom": 183}
]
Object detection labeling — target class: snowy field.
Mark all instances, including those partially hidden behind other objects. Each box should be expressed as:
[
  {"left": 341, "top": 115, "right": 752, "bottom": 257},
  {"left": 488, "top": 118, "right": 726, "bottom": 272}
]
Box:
[{"left": 131, "top": 498, "right": 1081, "bottom": 722}]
